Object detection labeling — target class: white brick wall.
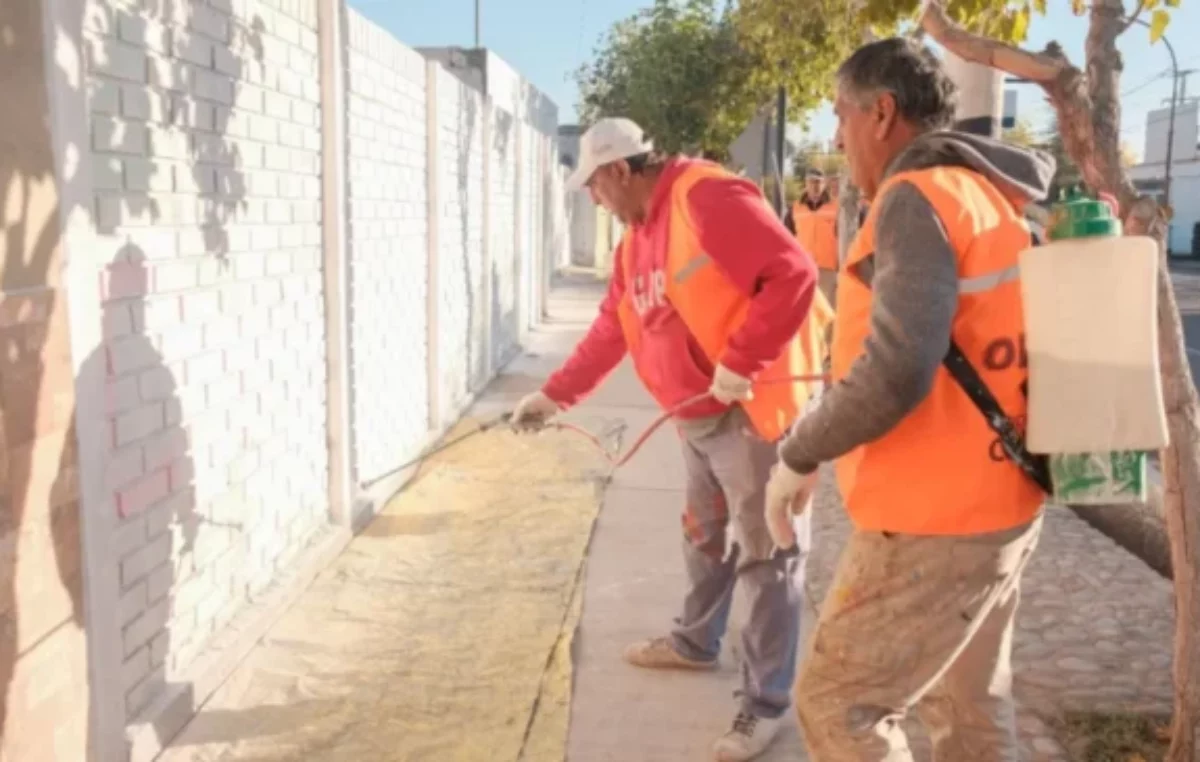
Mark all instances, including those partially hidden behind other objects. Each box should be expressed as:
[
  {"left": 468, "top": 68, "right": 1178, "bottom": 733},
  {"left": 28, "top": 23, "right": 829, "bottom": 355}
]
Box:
[
  {"left": 83, "top": 0, "right": 328, "bottom": 721},
  {"left": 519, "top": 126, "right": 541, "bottom": 329},
  {"left": 344, "top": 12, "right": 430, "bottom": 484},
  {"left": 436, "top": 68, "right": 487, "bottom": 423},
  {"left": 68, "top": 0, "right": 569, "bottom": 752},
  {"left": 489, "top": 107, "right": 520, "bottom": 370}
]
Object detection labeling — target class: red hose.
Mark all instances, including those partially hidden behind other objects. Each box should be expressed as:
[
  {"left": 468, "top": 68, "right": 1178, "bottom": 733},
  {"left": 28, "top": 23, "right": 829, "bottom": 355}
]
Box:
[{"left": 542, "top": 373, "right": 829, "bottom": 469}]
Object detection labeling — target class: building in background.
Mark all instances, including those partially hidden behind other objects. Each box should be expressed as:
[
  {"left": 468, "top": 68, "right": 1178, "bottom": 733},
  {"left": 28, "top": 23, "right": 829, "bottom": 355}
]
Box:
[
  {"left": 1003, "top": 89, "right": 1018, "bottom": 130},
  {"left": 1129, "top": 100, "right": 1200, "bottom": 255},
  {"left": 557, "top": 124, "right": 622, "bottom": 270}
]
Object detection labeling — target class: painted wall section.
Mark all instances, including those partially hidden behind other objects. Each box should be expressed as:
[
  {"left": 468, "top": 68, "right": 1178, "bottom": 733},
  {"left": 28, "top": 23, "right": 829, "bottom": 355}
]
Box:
[
  {"left": 21, "top": 0, "right": 567, "bottom": 758},
  {"left": 0, "top": 0, "right": 91, "bottom": 759},
  {"left": 80, "top": 0, "right": 329, "bottom": 732}
]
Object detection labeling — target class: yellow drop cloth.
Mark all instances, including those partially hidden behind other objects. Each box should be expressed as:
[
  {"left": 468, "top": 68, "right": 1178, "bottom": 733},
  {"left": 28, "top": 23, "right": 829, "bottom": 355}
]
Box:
[{"left": 161, "top": 419, "right": 607, "bottom": 762}]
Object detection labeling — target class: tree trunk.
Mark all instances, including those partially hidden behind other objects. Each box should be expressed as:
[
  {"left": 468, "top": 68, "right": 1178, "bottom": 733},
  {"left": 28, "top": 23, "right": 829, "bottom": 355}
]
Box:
[
  {"left": 920, "top": 0, "right": 1200, "bottom": 756},
  {"left": 1088, "top": 4, "right": 1200, "bottom": 758},
  {"left": 1151, "top": 199, "right": 1200, "bottom": 762}
]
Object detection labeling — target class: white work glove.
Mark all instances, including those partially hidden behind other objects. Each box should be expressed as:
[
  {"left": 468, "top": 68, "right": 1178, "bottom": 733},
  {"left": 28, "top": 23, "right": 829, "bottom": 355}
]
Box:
[
  {"left": 510, "top": 390, "right": 561, "bottom": 433},
  {"left": 764, "top": 462, "right": 819, "bottom": 550},
  {"left": 709, "top": 364, "right": 753, "bottom": 405}
]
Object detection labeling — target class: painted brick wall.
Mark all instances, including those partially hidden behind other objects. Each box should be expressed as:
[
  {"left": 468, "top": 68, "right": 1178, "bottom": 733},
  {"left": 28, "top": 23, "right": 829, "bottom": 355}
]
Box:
[
  {"left": 344, "top": 12, "right": 430, "bottom": 484},
  {"left": 0, "top": 1, "right": 92, "bottom": 758},
  {"left": 23, "top": 0, "right": 566, "bottom": 754},
  {"left": 519, "top": 127, "right": 542, "bottom": 328},
  {"left": 81, "top": 0, "right": 328, "bottom": 723},
  {"left": 435, "top": 67, "right": 487, "bottom": 423},
  {"left": 489, "top": 107, "right": 520, "bottom": 371}
]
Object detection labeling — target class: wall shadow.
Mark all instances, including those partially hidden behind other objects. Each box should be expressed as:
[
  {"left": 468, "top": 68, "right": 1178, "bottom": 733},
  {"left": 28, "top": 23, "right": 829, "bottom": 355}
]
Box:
[
  {"left": 489, "top": 105, "right": 519, "bottom": 370},
  {"left": 0, "top": 0, "right": 87, "bottom": 756},
  {"left": 5, "top": 0, "right": 271, "bottom": 757},
  {"left": 456, "top": 86, "right": 482, "bottom": 398}
]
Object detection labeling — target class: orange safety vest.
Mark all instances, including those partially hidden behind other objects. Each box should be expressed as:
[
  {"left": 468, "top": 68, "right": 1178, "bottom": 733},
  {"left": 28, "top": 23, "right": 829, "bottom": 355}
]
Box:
[
  {"left": 617, "top": 162, "right": 834, "bottom": 442},
  {"left": 793, "top": 200, "right": 839, "bottom": 271},
  {"left": 831, "top": 166, "right": 1044, "bottom": 535}
]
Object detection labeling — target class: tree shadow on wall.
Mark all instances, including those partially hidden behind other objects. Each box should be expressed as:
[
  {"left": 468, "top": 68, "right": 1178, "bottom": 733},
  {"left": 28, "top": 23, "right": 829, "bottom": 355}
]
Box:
[
  {"left": 0, "top": 0, "right": 302, "bottom": 758},
  {"left": 69, "top": 1, "right": 279, "bottom": 756},
  {"left": 0, "top": 0, "right": 92, "bottom": 755}
]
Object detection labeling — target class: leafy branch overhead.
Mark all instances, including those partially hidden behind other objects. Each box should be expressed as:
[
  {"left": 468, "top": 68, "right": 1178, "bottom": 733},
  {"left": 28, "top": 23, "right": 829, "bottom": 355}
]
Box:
[
  {"left": 575, "top": 0, "right": 1181, "bottom": 160},
  {"left": 575, "top": 0, "right": 872, "bottom": 157},
  {"left": 575, "top": 0, "right": 769, "bottom": 156}
]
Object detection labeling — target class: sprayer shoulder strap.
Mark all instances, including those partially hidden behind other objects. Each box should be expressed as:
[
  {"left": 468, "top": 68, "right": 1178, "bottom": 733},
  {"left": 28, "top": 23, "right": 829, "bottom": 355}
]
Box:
[{"left": 942, "top": 341, "right": 1053, "bottom": 494}]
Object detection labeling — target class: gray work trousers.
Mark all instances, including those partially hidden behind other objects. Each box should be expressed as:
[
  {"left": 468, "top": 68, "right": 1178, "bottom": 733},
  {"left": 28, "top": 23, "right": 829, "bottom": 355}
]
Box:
[{"left": 670, "top": 407, "right": 812, "bottom": 719}]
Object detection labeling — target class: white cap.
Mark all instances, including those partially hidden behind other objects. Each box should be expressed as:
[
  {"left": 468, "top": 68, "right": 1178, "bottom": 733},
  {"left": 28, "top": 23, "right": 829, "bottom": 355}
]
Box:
[{"left": 565, "top": 117, "right": 654, "bottom": 191}]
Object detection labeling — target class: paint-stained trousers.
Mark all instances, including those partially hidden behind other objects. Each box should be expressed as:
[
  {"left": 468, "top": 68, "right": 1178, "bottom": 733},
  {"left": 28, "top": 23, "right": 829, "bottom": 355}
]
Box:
[
  {"left": 795, "top": 515, "right": 1044, "bottom": 761},
  {"left": 670, "top": 407, "right": 812, "bottom": 719}
]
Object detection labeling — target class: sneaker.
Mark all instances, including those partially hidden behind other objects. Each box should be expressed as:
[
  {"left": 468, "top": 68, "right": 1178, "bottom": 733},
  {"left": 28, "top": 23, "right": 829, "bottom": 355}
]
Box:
[
  {"left": 622, "top": 636, "right": 718, "bottom": 671},
  {"left": 713, "top": 710, "right": 785, "bottom": 761}
]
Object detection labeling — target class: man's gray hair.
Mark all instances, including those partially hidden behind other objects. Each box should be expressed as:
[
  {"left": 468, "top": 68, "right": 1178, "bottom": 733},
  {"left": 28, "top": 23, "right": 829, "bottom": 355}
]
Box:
[{"left": 836, "top": 38, "right": 959, "bottom": 132}]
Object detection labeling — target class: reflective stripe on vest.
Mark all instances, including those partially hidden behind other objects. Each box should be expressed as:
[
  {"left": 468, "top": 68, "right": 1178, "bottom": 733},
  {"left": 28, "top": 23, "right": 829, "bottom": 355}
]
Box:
[
  {"left": 616, "top": 161, "right": 833, "bottom": 442},
  {"left": 852, "top": 252, "right": 1020, "bottom": 296},
  {"left": 831, "top": 165, "right": 1044, "bottom": 536}
]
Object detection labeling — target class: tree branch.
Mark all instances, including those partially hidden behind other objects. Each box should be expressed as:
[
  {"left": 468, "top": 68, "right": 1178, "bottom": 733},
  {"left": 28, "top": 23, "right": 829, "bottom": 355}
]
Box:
[
  {"left": 918, "top": 0, "right": 1122, "bottom": 205},
  {"left": 918, "top": 0, "right": 1066, "bottom": 82},
  {"left": 1116, "top": 0, "right": 1147, "bottom": 36}
]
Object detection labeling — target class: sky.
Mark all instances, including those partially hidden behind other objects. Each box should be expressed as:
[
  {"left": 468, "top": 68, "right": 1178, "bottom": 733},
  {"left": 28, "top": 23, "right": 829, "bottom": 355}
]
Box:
[{"left": 351, "top": 0, "right": 1200, "bottom": 161}]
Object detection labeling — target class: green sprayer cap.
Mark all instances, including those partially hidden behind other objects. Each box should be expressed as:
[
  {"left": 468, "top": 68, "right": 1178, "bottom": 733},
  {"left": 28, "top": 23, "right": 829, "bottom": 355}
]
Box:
[{"left": 1048, "top": 186, "right": 1122, "bottom": 240}]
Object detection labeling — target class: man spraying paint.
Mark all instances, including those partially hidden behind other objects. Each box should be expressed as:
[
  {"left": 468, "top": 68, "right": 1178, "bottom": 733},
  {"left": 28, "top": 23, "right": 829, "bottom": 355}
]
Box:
[
  {"left": 510, "top": 117, "right": 831, "bottom": 761},
  {"left": 762, "top": 38, "right": 1054, "bottom": 761}
]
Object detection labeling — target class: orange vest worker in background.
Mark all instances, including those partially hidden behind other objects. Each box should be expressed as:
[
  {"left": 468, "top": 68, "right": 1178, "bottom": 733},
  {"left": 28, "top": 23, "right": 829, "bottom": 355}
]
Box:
[{"left": 786, "top": 169, "right": 839, "bottom": 303}]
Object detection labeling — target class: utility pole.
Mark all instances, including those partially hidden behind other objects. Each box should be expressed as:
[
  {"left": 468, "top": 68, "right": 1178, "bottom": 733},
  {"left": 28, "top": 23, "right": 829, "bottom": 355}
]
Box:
[
  {"left": 774, "top": 85, "right": 787, "bottom": 217},
  {"left": 474, "top": 0, "right": 481, "bottom": 47},
  {"left": 1179, "top": 69, "right": 1196, "bottom": 103},
  {"left": 1160, "top": 42, "right": 1184, "bottom": 209}
]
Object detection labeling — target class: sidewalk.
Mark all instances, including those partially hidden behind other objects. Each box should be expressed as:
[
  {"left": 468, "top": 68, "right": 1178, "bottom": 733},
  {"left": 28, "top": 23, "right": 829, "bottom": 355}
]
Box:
[{"left": 161, "top": 275, "right": 1176, "bottom": 761}]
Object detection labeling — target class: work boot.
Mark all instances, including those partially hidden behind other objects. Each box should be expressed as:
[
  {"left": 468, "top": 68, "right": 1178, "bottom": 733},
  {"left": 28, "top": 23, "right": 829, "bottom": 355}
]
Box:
[
  {"left": 713, "top": 710, "right": 785, "bottom": 761},
  {"left": 622, "top": 636, "right": 718, "bottom": 671}
]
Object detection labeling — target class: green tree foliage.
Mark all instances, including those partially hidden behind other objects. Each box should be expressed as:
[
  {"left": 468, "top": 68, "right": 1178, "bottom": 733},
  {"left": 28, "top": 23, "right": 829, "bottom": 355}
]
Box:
[
  {"left": 732, "top": 0, "right": 865, "bottom": 121},
  {"left": 575, "top": 0, "right": 769, "bottom": 157},
  {"left": 1040, "top": 116, "right": 1083, "bottom": 199},
  {"left": 734, "top": 0, "right": 1041, "bottom": 122},
  {"left": 1002, "top": 119, "right": 1038, "bottom": 147},
  {"left": 791, "top": 141, "right": 846, "bottom": 178}
]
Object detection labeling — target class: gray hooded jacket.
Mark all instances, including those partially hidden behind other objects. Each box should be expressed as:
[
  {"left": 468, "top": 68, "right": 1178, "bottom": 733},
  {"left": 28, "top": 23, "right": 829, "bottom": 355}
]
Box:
[{"left": 778, "top": 131, "right": 1056, "bottom": 474}]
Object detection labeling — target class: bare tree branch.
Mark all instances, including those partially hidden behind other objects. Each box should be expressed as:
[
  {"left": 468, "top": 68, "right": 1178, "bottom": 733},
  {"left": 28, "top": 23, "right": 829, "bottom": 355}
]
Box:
[
  {"left": 1116, "top": 0, "right": 1147, "bottom": 36},
  {"left": 918, "top": 0, "right": 1127, "bottom": 207},
  {"left": 918, "top": 0, "right": 1066, "bottom": 82}
]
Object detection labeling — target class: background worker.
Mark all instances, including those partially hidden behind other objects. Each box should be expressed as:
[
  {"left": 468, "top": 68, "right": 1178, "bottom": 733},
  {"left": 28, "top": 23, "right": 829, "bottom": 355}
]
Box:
[
  {"left": 786, "top": 168, "right": 839, "bottom": 304},
  {"left": 762, "top": 38, "right": 1054, "bottom": 761},
  {"left": 510, "top": 117, "right": 830, "bottom": 762}
]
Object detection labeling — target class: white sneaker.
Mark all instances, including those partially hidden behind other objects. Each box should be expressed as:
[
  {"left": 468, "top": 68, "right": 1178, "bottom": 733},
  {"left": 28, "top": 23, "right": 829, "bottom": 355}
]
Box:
[{"left": 713, "top": 710, "right": 785, "bottom": 761}]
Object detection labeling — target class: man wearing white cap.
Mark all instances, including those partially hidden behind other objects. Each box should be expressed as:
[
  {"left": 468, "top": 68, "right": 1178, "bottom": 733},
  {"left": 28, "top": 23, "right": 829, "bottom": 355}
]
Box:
[{"left": 510, "top": 117, "right": 829, "bottom": 760}]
